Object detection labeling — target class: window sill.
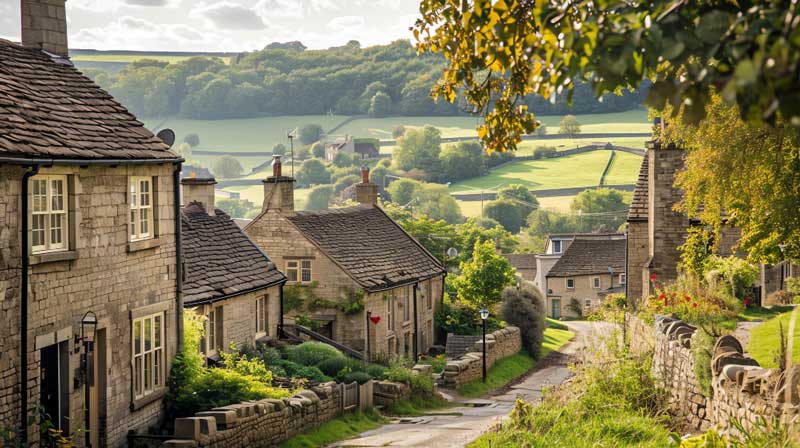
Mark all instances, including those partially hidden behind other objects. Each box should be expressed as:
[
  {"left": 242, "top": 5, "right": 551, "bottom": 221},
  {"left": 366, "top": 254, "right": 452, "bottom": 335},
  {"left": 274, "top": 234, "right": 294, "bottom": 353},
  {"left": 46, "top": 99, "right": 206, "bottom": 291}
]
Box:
[
  {"left": 29, "top": 250, "right": 78, "bottom": 266},
  {"left": 130, "top": 387, "right": 166, "bottom": 411},
  {"left": 127, "top": 238, "right": 160, "bottom": 253}
]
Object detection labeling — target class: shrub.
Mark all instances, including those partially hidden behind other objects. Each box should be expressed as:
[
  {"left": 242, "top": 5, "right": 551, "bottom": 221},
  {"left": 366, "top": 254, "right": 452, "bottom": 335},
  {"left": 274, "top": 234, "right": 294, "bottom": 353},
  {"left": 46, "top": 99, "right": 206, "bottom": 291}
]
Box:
[
  {"left": 275, "top": 359, "right": 332, "bottom": 383},
  {"left": 703, "top": 255, "right": 759, "bottom": 306},
  {"left": 767, "top": 290, "right": 795, "bottom": 306},
  {"left": 365, "top": 364, "right": 388, "bottom": 378},
  {"left": 532, "top": 146, "right": 557, "bottom": 159},
  {"left": 212, "top": 156, "right": 243, "bottom": 179},
  {"left": 418, "top": 354, "right": 447, "bottom": 374},
  {"left": 287, "top": 342, "right": 346, "bottom": 366},
  {"left": 317, "top": 356, "right": 348, "bottom": 377},
  {"left": 383, "top": 363, "right": 433, "bottom": 394},
  {"left": 299, "top": 123, "right": 323, "bottom": 145},
  {"left": 691, "top": 330, "right": 715, "bottom": 396},
  {"left": 567, "top": 297, "right": 583, "bottom": 318},
  {"left": 500, "top": 286, "right": 546, "bottom": 359},
  {"left": 341, "top": 371, "right": 373, "bottom": 384},
  {"left": 312, "top": 142, "right": 326, "bottom": 158}
]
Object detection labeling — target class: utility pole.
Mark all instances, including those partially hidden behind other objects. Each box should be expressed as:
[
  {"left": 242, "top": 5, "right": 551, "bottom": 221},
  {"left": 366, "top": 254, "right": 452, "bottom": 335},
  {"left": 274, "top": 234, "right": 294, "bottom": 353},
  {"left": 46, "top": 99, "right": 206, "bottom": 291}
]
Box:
[{"left": 288, "top": 128, "right": 297, "bottom": 179}]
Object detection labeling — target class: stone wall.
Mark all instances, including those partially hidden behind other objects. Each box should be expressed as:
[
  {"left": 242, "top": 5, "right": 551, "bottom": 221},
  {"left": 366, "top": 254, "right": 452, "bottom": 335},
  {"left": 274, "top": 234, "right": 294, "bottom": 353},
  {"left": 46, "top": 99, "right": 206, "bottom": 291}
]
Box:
[
  {"left": 630, "top": 314, "right": 800, "bottom": 437},
  {"left": 160, "top": 381, "right": 376, "bottom": 448},
  {"left": 441, "top": 327, "right": 521, "bottom": 388}
]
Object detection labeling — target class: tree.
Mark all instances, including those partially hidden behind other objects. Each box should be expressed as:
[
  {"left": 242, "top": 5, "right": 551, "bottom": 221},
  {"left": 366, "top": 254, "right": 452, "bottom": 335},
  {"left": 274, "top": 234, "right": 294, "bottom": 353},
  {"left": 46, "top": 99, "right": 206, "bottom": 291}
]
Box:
[
  {"left": 500, "top": 286, "right": 546, "bottom": 359},
  {"left": 386, "top": 178, "right": 422, "bottom": 206},
  {"left": 498, "top": 184, "right": 539, "bottom": 217},
  {"left": 559, "top": 115, "right": 581, "bottom": 138},
  {"left": 532, "top": 146, "right": 557, "bottom": 160},
  {"left": 394, "top": 125, "right": 442, "bottom": 175},
  {"left": 306, "top": 185, "right": 334, "bottom": 211},
  {"left": 334, "top": 174, "right": 360, "bottom": 194},
  {"left": 332, "top": 151, "right": 353, "bottom": 168},
  {"left": 416, "top": 184, "right": 464, "bottom": 224},
  {"left": 414, "top": 1, "right": 800, "bottom": 151},
  {"left": 439, "top": 141, "right": 485, "bottom": 182},
  {"left": 299, "top": 124, "right": 324, "bottom": 145},
  {"left": 484, "top": 199, "right": 526, "bottom": 234},
  {"left": 451, "top": 240, "right": 516, "bottom": 309},
  {"left": 369, "top": 91, "right": 393, "bottom": 117},
  {"left": 391, "top": 125, "right": 406, "bottom": 139},
  {"left": 295, "top": 146, "right": 311, "bottom": 160},
  {"left": 296, "top": 159, "right": 330, "bottom": 187},
  {"left": 272, "top": 143, "right": 287, "bottom": 156},
  {"left": 666, "top": 93, "right": 800, "bottom": 262},
  {"left": 217, "top": 198, "right": 258, "bottom": 219},
  {"left": 184, "top": 133, "right": 200, "bottom": 147},
  {"left": 570, "top": 188, "right": 628, "bottom": 232},
  {"left": 212, "top": 156, "right": 243, "bottom": 179},
  {"left": 311, "top": 142, "right": 326, "bottom": 158}
]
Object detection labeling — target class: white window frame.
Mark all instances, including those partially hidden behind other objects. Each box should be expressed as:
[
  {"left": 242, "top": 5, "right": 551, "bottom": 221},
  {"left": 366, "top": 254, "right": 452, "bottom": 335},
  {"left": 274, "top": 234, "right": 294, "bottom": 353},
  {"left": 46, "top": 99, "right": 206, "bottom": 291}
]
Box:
[
  {"left": 301, "top": 260, "right": 312, "bottom": 283},
  {"left": 205, "top": 306, "right": 223, "bottom": 355},
  {"left": 132, "top": 312, "right": 165, "bottom": 400},
  {"left": 584, "top": 299, "right": 592, "bottom": 308},
  {"left": 129, "top": 177, "right": 154, "bottom": 242},
  {"left": 286, "top": 261, "right": 299, "bottom": 282},
  {"left": 552, "top": 240, "right": 562, "bottom": 254},
  {"left": 566, "top": 278, "right": 575, "bottom": 289},
  {"left": 619, "top": 273, "right": 626, "bottom": 285},
  {"left": 30, "top": 175, "right": 68, "bottom": 254},
  {"left": 286, "top": 260, "right": 312, "bottom": 283},
  {"left": 592, "top": 277, "right": 601, "bottom": 289},
  {"left": 255, "top": 295, "right": 269, "bottom": 336}
]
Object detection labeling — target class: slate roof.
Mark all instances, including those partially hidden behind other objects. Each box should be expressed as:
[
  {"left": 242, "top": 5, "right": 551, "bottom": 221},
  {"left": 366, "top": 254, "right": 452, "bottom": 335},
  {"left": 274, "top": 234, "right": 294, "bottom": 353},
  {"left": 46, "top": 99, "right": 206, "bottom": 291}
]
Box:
[
  {"left": 503, "top": 253, "right": 538, "bottom": 270},
  {"left": 286, "top": 205, "right": 445, "bottom": 291},
  {"left": 547, "top": 237, "right": 626, "bottom": 277},
  {"left": 182, "top": 202, "right": 285, "bottom": 305},
  {"left": 0, "top": 39, "right": 177, "bottom": 161},
  {"left": 628, "top": 154, "right": 649, "bottom": 221}
]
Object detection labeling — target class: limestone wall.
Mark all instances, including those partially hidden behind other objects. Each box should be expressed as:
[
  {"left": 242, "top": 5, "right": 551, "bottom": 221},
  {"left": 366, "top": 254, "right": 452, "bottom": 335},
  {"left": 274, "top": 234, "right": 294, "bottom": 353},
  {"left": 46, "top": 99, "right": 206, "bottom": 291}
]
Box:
[
  {"left": 441, "top": 326, "right": 521, "bottom": 388},
  {"left": 630, "top": 314, "right": 800, "bottom": 437},
  {"left": 160, "top": 381, "right": 376, "bottom": 448}
]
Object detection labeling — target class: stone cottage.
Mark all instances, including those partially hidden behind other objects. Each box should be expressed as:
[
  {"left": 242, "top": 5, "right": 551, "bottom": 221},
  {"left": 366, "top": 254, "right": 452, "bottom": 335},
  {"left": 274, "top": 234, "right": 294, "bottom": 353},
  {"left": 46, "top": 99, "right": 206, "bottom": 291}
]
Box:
[
  {"left": 544, "top": 235, "right": 626, "bottom": 318},
  {"left": 0, "top": 1, "right": 182, "bottom": 445},
  {"left": 244, "top": 159, "right": 446, "bottom": 360},
  {"left": 180, "top": 178, "right": 286, "bottom": 360}
]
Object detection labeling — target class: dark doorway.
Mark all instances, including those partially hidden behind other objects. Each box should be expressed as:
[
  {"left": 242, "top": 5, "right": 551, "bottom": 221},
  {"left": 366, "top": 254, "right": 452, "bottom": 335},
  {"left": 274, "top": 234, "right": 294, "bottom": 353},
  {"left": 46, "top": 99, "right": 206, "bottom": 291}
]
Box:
[{"left": 40, "top": 341, "right": 69, "bottom": 437}]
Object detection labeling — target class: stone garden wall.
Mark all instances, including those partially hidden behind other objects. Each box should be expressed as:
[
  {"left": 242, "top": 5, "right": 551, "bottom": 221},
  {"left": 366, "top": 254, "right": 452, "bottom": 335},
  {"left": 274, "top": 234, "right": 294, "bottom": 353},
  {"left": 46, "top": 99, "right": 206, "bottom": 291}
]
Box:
[
  {"left": 441, "top": 326, "right": 521, "bottom": 388},
  {"left": 629, "top": 314, "right": 800, "bottom": 438},
  {"left": 160, "top": 381, "right": 374, "bottom": 448}
]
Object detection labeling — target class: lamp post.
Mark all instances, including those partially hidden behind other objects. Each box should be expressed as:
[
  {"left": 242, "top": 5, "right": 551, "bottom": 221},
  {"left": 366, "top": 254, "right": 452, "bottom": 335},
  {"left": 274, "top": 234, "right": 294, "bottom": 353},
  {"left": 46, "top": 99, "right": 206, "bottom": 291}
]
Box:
[
  {"left": 479, "top": 308, "right": 489, "bottom": 382},
  {"left": 81, "top": 311, "right": 98, "bottom": 448}
]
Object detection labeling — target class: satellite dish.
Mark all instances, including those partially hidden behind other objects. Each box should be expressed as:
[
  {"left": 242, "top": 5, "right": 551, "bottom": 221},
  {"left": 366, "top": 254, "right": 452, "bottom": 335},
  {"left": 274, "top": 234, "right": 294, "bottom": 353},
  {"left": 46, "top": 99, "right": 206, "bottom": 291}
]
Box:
[
  {"left": 446, "top": 247, "right": 458, "bottom": 258},
  {"left": 156, "top": 129, "right": 176, "bottom": 148}
]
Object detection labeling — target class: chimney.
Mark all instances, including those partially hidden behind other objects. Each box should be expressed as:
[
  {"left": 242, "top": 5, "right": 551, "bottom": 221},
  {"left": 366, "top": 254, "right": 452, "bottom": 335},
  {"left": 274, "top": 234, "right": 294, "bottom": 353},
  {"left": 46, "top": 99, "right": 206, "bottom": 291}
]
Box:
[
  {"left": 263, "top": 155, "right": 295, "bottom": 212},
  {"left": 355, "top": 166, "right": 378, "bottom": 206},
  {"left": 181, "top": 178, "right": 217, "bottom": 216},
  {"left": 21, "top": 0, "right": 69, "bottom": 58}
]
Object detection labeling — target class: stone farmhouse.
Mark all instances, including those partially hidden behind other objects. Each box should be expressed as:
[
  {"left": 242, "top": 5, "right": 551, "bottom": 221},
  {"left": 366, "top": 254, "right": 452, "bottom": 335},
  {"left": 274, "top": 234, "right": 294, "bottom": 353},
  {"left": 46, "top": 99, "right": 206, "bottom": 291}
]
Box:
[
  {"left": 180, "top": 178, "right": 286, "bottom": 360},
  {"left": 244, "top": 159, "right": 446, "bottom": 360},
  {"left": 324, "top": 134, "right": 380, "bottom": 161},
  {"left": 0, "top": 0, "right": 183, "bottom": 445},
  {"left": 544, "top": 235, "right": 626, "bottom": 318}
]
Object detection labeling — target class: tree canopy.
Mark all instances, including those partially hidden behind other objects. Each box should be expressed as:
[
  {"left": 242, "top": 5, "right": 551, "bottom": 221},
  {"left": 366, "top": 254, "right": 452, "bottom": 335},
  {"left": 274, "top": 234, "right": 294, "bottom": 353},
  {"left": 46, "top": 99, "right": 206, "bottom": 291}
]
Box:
[
  {"left": 452, "top": 240, "right": 516, "bottom": 308},
  {"left": 212, "top": 156, "right": 243, "bottom": 179}
]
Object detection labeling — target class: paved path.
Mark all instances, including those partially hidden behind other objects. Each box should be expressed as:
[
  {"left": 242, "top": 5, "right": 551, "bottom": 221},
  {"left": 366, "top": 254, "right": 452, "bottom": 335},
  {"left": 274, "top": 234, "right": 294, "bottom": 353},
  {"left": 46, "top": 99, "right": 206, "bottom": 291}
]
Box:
[{"left": 330, "top": 321, "right": 612, "bottom": 448}]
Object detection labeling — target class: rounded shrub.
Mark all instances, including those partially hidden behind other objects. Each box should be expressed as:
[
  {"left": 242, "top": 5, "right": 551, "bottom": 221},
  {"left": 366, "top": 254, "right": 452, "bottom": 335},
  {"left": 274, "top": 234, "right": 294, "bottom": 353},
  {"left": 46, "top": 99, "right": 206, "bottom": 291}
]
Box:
[
  {"left": 317, "top": 356, "right": 348, "bottom": 377},
  {"left": 500, "top": 286, "right": 546, "bottom": 359},
  {"left": 365, "top": 364, "right": 387, "bottom": 378},
  {"left": 286, "top": 341, "right": 346, "bottom": 366},
  {"left": 275, "top": 359, "right": 332, "bottom": 383},
  {"left": 341, "top": 371, "right": 372, "bottom": 384}
]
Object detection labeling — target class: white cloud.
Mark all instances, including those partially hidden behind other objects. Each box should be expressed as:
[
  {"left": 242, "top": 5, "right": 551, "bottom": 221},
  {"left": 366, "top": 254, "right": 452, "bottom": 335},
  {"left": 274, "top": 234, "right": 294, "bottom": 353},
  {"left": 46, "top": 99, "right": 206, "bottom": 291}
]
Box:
[
  {"left": 192, "top": 1, "right": 267, "bottom": 30},
  {"left": 254, "top": 0, "right": 303, "bottom": 18},
  {"left": 326, "top": 15, "right": 364, "bottom": 31},
  {"left": 0, "top": 2, "right": 20, "bottom": 41},
  {"left": 70, "top": 16, "right": 234, "bottom": 51},
  {"left": 67, "top": 0, "right": 180, "bottom": 12}
]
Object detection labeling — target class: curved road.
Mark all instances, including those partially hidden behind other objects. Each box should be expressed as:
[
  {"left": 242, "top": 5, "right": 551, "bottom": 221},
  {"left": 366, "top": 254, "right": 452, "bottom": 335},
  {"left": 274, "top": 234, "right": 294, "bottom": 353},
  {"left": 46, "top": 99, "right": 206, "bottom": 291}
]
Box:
[{"left": 330, "top": 321, "right": 612, "bottom": 448}]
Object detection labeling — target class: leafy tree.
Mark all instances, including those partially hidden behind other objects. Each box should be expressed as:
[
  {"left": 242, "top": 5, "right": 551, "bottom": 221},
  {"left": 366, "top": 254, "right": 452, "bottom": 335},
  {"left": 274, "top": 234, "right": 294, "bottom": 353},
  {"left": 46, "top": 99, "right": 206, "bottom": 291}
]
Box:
[
  {"left": 369, "top": 91, "right": 393, "bottom": 117},
  {"left": 391, "top": 125, "right": 406, "bottom": 139},
  {"left": 306, "top": 185, "right": 334, "bottom": 210},
  {"left": 532, "top": 146, "right": 557, "bottom": 160},
  {"left": 570, "top": 188, "right": 628, "bottom": 232},
  {"left": 332, "top": 151, "right": 353, "bottom": 168},
  {"left": 330, "top": 165, "right": 361, "bottom": 184},
  {"left": 334, "top": 174, "right": 360, "bottom": 194},
  {"left": 498, "top": 184, "right": 539, "bottom": 217},
  {"left": 559, "top": 115, "right": 581, "bottom": 138},
  {"left": 484, "top": 199, "right": 526, "bottom": 234},
  {"left": 416, "top": 183, "right": 464, "bottom": 224},
  {"left": 386, "top": 178, "right": 422, "bottom": 206},
  {"left": 184, "top": 133, "right": 200, "bottom": 147},
  {"left": 414, "top": 1, "right": 800, "bottom": 151},
  {"left": 451, "top": 240, "right": 516, "bottom": 308},
  {"left": 299, "top": 124, "right": 324, "bottom": 145},
  {"left": 212, "top": 156, "right": 243, "bottom": 179},
  {"left": 311, "top": 142, "right": 326, "bottom": 158},
  {"left": 272, "top": 143, "right": 287, "bottom": 156},
  {"left": 296, "top": 159, "right": 330, "bottom": 187},
  {"left": 217, "top": 198, "right": 258, "bottom": 219},
  {"left": 394, "top": 125, "right": 442, "bottom": 176},
  {"left": 295, "top": 146, "right": 311, "bottom": 160},
  {"left": 501, "top": 286, "right": 546, "bottom": 359},
  {"left": 439, "top": 141, "right": 485, "bottom": 182}
]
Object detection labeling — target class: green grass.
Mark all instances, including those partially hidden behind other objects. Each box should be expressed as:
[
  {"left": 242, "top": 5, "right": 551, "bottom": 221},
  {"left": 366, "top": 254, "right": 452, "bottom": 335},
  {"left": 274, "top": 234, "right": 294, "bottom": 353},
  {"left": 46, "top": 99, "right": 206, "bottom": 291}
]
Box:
[
  {"left": 386, "top": 395, "right": 457, "bottom": 417},
  {"left": 457, "top": 327, "right": 575, "bottom": 398},
  {"left": 604, "top": 151, "right": 646, "bottom": 185},
  {"left": 449, "top": 150, "right": 642, "bottom": 193},
  {"left": 739, "top": 305, "right": 794, "bottom": 321},
  {"left": 748, "top": 308, "right": 800, "bottom": 368},
  {"left": 278, "top": 409, "right": 386, "bottom": 448},
  {"left": 545, "top": 318, "right": 569, "bottom": 330}
]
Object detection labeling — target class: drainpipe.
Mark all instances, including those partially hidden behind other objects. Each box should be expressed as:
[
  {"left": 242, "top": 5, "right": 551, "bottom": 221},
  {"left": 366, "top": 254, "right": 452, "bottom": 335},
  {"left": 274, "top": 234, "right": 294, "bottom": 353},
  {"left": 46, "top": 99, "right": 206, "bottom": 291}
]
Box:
[
  {"left": 413, "top": 283, "right": 419, "bottom": 362},
  {"left": 278, "top": 282, "right": 285, "bottom": 338},
  {"left": 173, "top": 164, "right": 184, "bottom": 352},
  {"left": 20, "top": 165, "right": 40, "bottom": 444}
]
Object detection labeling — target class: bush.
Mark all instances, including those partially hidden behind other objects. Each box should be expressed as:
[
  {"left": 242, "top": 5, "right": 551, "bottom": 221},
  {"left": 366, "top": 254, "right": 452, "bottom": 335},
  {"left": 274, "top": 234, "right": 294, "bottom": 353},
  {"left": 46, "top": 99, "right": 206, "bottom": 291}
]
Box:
[
  {"left": 184, "top": 133, "right": 200, "bottom": 147},
  {"left": 306, "top": 185, "right": 334, "bottom": 210},
  {"left": 312, "top": 142, "right": 326, "bottom": 158},
  {"left": 287, "top": 342, "right": 346, "bottom": 366},
  {"left": 567, "top": 297, "right": 583, "bottom": 317},
  {"left": 418, "top": 354, "right": 447, "bottom": 374},
  {"left": 383, "top": 363, "right": 433, "bottom": 394},
  {"left": 299, "top": 123, "right": 323, "bottom": 145},
  {"left": 212, "top": 156, "right": 244, "bottom": 179},
  {"left": 275, "top": 359, "right": 332, "bottom": 383},
  {"left": 691, "top": 330, "right": 715, "bottom": 396},
  {"left": 317, "top": 356, "right": 348, "bottom": 377},
  {"left": 500, "top": 286, "right": 546, "bottom": 359},
  {"left": 332, "top": 151, "right": 353, "bottom": 168},
  {"left": 296, "top": 159, "right": 331, "bottom": 187},
  {"left": 272, "top": 143, "right": 287, "bottom": 156},
  {"left": 341, "top": 371, "right": 373, "bottom": 384},
  {"left": 532, "top": 146, "right": 557, "bottom": 159},
  {"left": 365, "top": 364, "right": 388, "bottom": 378}
]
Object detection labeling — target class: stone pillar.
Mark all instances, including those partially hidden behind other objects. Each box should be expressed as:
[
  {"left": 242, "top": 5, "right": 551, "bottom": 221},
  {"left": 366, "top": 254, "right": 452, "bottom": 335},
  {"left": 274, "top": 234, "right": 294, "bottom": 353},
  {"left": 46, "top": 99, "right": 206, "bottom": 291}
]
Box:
[
  {"left": 21, "top": 0, "right": 69, "bottom": 58},
  {"left": 355, "top": 166, "right": 378, "bottom": 206},
  {"left": 180, "top": 178, "right": 216, "bottom": 216},
  {"left": 262, "top": 155, "right": 295, "bottom": 213}
]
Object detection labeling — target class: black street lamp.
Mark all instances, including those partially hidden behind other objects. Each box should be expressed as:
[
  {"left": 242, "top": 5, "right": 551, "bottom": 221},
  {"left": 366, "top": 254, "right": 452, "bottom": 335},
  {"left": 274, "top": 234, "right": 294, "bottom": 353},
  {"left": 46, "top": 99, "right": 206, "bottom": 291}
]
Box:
[
  {"left": 479, "top": 308, "right": 489, "bottom": 382},
  {"left": 81, "top": 311, "right": 98, "bottom": 448}
]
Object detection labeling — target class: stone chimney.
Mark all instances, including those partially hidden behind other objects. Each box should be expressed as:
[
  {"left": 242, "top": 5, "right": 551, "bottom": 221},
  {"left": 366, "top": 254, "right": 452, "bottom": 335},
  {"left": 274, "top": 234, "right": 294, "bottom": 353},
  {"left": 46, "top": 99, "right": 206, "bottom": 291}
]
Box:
[
  {"left": 21, "top": 0, "right": 69, "bottom": 58},
  {"left": 263, "top": 155, "right": 295, "bottom": 212},
  {"left": 355, "top": 166, "right": 379, "bottom": 206},
  {"left": 181, "top": 178, "right": 217, "bottom": 216}
]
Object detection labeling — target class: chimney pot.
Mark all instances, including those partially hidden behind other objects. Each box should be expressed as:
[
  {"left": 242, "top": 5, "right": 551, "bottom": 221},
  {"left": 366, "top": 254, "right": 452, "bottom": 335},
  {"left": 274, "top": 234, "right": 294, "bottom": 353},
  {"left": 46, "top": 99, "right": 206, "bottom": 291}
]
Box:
[
  {"left": 181, "top": 177, "right": 217, "bottom": 217},
  {"left": 360, "top": 166, "right": 369, "bottom": 184},
  {"left": 271, "top": 155, "right": 282, "bottom": 178}
]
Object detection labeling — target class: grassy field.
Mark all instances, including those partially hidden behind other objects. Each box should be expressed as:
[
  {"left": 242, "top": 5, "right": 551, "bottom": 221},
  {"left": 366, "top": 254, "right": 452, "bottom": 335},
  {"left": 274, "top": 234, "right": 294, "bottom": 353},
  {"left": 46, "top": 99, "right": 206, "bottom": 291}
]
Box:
[
  {"left": 223, "top": 185, "right": 311, "bottom": 210},
  {"left": 449, "top": 150, "right": 642, "bottom": 194},
  {"left": 71, "top": 53, "right": 232, "bottom": 64},
  {"left": 337, "top": 110, "right": 650, "bottom": 139},
  {"left": 748, "top": 309, "right": 800, "bottom": 368},
  {"left": 279, "top": 409, "right": 386, "bottom": 448}
]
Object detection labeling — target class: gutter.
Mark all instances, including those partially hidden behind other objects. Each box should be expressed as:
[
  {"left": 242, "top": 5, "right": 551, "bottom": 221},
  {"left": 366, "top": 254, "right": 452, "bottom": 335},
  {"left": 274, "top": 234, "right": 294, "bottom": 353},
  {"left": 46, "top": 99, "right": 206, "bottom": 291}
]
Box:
[
  {"left": 173, "top": 164, "right": 184, "bottom": 352},
  {"left": 20, "top": 164, "right": 40, "bottom": 444},
  {"left": 0, "top": 156, "right": 184, "bottom": 166},
  {"left": 181, "top": 279, "right": 287, "bottom": 308}
]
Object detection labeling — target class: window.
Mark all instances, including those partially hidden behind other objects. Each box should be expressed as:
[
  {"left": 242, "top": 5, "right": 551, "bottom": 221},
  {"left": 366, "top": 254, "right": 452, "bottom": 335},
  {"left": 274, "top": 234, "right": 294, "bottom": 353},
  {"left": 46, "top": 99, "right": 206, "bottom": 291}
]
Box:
[
  {"left": 619, "top": 273, "right": 626, "bottom": 285},
  {"left": 133, "top": 312, "right": 165, "bottom": 400},
  {"left": 426, "top": 281, "right": 433, "bottom": 310},
  {"left": 286, "top": 260, "right": 312, "bottom": 283},
  {"left": 592, "top": 277, "right": 601, "bottom": 289},
  {"left": 387, "top": 295, "right": 395, "bottom": 330},
  {"left": 566, "top": 278, "right": 575, "bottom": 289},
  {"left": 205, "top": 306, "right": 223, "bottom": 354},
  {"left": 255, "top": 295, "right": 268, "bottom": 335},
  {"left": 30, "top": 175, "right": 68, "bottom": 253},
  {"left": 130, "top": 177, "right": 153, "bottom": 241},
  {"left": 404, "top": 287, "right": 411, "bottom": 322},
  {"left": 585, "top": 299, "right": 592, "bottom": 308},
  {"left": 552, "top": 240, "right": 562, "bottom": 254}
]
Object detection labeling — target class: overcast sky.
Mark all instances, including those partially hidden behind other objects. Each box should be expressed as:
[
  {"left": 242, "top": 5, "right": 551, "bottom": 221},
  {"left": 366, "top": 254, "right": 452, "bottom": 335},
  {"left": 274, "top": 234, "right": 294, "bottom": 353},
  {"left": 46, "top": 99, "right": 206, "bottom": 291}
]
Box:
[{"left": 0, "top": 0, "right": 422, "bottom": 52}]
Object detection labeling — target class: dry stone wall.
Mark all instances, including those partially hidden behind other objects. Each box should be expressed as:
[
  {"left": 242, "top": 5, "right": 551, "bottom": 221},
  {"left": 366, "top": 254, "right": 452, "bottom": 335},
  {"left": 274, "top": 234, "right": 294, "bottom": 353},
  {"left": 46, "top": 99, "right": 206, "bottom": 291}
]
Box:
[{"left": 441, "top": 326, "right": 521, "bottom": 388}]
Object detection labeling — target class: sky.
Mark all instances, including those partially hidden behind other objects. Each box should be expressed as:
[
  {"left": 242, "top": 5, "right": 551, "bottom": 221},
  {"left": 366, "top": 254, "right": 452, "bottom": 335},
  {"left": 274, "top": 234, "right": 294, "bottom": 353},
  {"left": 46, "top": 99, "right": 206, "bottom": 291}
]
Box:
[{"left": 0, "top": 0, "right": 422, "bottom": 52}]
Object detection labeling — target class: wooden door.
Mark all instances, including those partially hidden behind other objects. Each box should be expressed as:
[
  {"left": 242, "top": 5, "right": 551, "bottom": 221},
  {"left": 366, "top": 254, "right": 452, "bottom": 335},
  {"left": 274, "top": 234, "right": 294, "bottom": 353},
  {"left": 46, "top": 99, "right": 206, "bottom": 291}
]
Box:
[
  {"left": 552, "top": 299, "right": 561, "bottom": 319},
  {"left": 89, "top": 329, "right": 107, "bottom": 447}
]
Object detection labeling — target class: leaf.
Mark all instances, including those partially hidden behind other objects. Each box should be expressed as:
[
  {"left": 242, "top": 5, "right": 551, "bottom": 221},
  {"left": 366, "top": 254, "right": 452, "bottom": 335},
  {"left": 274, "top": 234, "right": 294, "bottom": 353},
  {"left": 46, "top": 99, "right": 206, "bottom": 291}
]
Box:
[
  {"left": 696, "top": 10, "right": 734, "bottom": 44},
  {"left": 734, "top": 59, "right": 758, "bottom": 86}
]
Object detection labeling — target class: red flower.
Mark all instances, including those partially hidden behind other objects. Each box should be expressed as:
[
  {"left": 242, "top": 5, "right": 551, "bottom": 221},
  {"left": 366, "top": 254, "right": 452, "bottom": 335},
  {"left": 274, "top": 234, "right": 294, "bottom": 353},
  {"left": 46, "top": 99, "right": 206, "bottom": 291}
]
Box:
[
  {"left": 693, "top": 303, "right": 698, "bottom": 308},
  {"left": 743, "top": 298, "right": 750, "bottom": 307},
  {"left": 650, "top": 274, "right": 657, "bottom": 281},
  {"left": 684, "top": 295, "right": 691, "bottom": 302},
  {"left": 671, "top": 292, "right": 677, "bottom": 298}
]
